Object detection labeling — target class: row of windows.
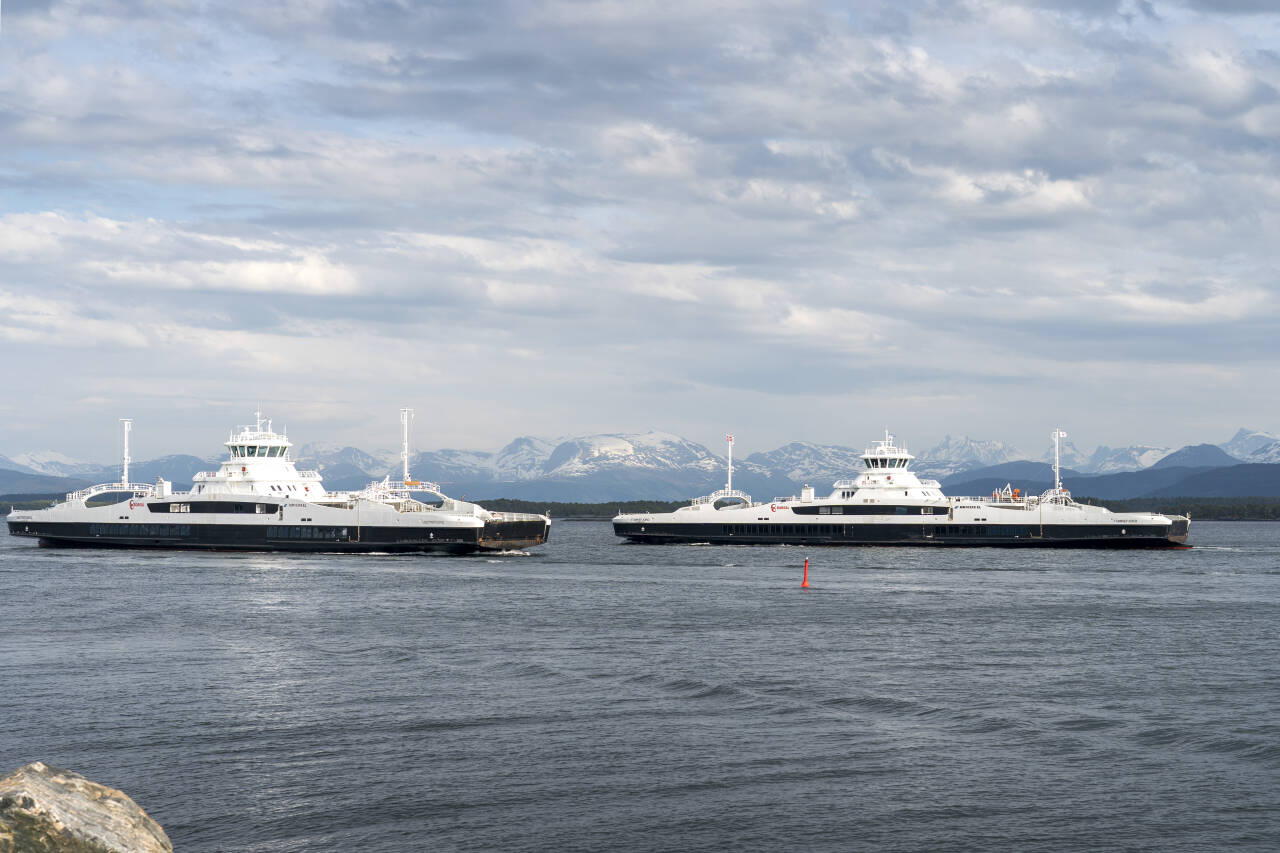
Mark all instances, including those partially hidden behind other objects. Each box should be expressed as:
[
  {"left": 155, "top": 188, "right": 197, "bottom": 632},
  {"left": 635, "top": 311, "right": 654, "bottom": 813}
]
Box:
[
  {"left": 91, "top": 524, "right": 191, "bottom": 537},
  {"left": 927, "top": 525, "right": 1031, "bottom": 537},
  {"left": 231, "top": 445, "right": 287, "bottom": 458},
  {"left": 795, "top": 505, "right": 949, "bottom": 516},
  {"left": 267, "top": 526, "right": 347, "bottom": 540},
  {"left": 865, "top": 458, "right": 909, "bottom": 469},
  {"left": 725, "top": 525, "right": 843, "bottom": 536},
  {"left": 716, "top": 524, "right": 1035, "bottom": 538},
  {"left": 151, "top": 502, "right": 279, "bottom": 514}
]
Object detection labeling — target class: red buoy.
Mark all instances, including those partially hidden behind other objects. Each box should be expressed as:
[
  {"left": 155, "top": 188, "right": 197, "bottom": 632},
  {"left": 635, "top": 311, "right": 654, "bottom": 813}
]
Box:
[{"left": 801, "top": 557, "right": 810, "bottom": 588}]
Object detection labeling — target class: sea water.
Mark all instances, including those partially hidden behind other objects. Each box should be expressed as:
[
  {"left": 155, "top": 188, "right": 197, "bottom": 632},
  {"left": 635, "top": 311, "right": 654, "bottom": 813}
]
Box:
[{"left": 2, "top": 522, "right": 1278, "bottom": 851}]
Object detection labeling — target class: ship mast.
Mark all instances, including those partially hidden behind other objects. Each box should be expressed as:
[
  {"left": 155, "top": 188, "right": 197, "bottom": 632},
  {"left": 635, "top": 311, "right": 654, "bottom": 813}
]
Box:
[
  {"left": 120, "top": 419, "right": 132, "bottom": 486},
  {"left": 1052, "top": 428, "right": 1067, "bottom": 493},
  {"left": 401, "top": 407, "right": 414, "bottom": 483},
  {"left": 725, "top": 433, "right": 734, "bottom": 492}
]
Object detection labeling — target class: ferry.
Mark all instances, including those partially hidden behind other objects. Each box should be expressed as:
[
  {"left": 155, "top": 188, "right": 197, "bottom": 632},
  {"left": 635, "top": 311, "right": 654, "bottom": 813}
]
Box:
[
  {"left": 7, "top": 411, "right": 549, "bottom": 553},
  {"left": 613, "top": 430, "right": 1189, "bottom": 548}
]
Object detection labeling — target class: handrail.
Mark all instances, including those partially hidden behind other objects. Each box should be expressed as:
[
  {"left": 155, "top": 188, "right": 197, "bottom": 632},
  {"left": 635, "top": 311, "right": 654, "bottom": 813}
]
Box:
[
  {"left": 484, "top": 511, "right": 548, "bottom": 522},
  {"left": 691, "top": 488, "right": 753, "bottom": 506},
  {"left": 65, "top": 482, "right": 156, "bottom": 503}
]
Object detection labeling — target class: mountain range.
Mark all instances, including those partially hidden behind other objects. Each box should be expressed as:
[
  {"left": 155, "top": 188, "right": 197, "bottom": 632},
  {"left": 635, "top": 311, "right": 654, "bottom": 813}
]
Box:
[{"left": 3, "top": 428, "right": 1280, "bottom": 502}]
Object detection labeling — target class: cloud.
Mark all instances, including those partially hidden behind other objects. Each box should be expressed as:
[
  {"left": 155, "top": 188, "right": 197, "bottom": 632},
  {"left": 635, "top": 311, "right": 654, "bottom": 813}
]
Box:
[{"left": 2, "top": 0, "right": 1280, "bottom": 457}]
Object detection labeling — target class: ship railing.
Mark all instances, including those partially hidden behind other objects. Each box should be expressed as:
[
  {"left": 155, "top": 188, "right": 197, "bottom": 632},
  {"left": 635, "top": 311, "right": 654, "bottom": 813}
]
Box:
[
  {"left": 948, "top": 492, "right": 1076, "bottom": 509},
  {"left": 66, "top": 482, "right": 157, "bottom": 503},
  {"left": 831, "top": 479, "right": 859, "bottom": 489},
  {"left": 297, "top": 470, "right": 323, "bottom": 480},
  {"left": 483, "top": 511, "right": 549, "bottom": 522},
  {"left": 952, "top": 494, "right": 1029, "bottom": 505},
  {"left": 353, "top": 478, "right": 449, "bottom": 506},
  {"left": 692, "top": 488, "right": 753, "bottom": 505}
]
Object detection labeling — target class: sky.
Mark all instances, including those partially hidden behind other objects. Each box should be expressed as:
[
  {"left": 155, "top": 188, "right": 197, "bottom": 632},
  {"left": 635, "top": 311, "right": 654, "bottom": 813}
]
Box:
[{"left": 2, "top": 0, "right": 1279, "bottom": 462}]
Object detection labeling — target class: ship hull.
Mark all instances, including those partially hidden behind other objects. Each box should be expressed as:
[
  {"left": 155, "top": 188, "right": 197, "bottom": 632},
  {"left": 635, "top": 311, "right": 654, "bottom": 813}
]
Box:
[
  {"left": 8, "top": 518, "right": 548, "bottom": 554},
  {"left": 478, "top": 517, "right": 552, "bottom": 551},
  {"left": 613, "top": 518, "right": 1189, "bottom": 548}
]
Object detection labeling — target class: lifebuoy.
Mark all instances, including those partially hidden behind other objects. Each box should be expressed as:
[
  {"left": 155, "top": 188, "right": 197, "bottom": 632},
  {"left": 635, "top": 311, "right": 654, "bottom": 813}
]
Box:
[{"left": 241, "top": 466, "right": 246, "bottom": 472}]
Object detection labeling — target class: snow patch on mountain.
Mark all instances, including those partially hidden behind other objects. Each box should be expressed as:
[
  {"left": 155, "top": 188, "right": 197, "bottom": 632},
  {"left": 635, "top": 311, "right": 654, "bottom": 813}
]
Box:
[
  {"left": 1220, "top": 428, "right": 1280, "bottom": 462},
  {"left": 493, "top": 436, "right": 557, "bottom": 480},
  {"left": 10, "top": 451, "right": 104, "bottom": 477},
  {"left": 542, "top": 432, "right": 722, "bottom": 478},
  {"left": 744, "top": 442, "right": 865, "bottom": 483},
  {"left": 915, "top": 436, "right": 1024, "bottom": 479},
  {"left": 1245, "top": 442, "right": 1280, "bottom": 463},
  {"left": 1082, "top": 445, "right": 1171, "bottom": 473}
]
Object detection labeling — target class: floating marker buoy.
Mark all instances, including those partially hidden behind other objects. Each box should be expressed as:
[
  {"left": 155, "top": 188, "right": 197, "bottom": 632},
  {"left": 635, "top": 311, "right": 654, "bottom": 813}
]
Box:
[{"left": 802, "top": 557, "right": 810, "bottom": 589}]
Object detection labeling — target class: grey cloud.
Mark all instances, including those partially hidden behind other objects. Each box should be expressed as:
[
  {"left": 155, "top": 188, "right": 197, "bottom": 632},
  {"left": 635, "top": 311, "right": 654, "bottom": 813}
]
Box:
[{"left": 2, "top": 0, "right": 1279, "bottom": 457}]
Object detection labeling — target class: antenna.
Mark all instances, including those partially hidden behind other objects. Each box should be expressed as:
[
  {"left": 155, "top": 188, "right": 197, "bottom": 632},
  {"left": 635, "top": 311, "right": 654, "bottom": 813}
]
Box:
[
  {"left": 1053, "top": 428, "right": 1067, "bottom": 493},
  {"left": 120, "top": 419, "right": 132, "bottom": 486},
  {"left": 401, "top": 408, "right": 414, "bottom": 483},
  {"left": 725, "top": 434, "right": 734, "bottom": 492}
]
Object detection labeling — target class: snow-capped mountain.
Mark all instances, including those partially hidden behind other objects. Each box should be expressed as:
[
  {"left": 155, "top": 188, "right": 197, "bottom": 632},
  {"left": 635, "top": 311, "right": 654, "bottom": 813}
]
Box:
[
  {"left": 914, "top": 436, "right": 1023, "bottom": 479},
  {"left": 9, "top": 451, "right": 104, "bottom": 478},
  {"left": 1245, "top": 443, "right": 1280, "bottom": 464},
  {"left": 11, "top": 424, "right": 1280, "bottom": 501},
  {"left": 1081, "top": 445, "right": 1171, "bottom": 473},
  {"left": 744, "top": 442, "right": 866, "bottom": 483},
  {"left": 293, "top": 444, "right": 392, "bottom": 478},
  {"left": 1038, "top": 438, "right": 1091, "bottom": 471},
  {"left": 492, "top": 437, "right": 558, "bottom": 480},
  {"left": 0, "top": 454, "right": 40, "bottom": 475},
  {"left": 1220, "top": 428, "right": 1280, "bottom": 462},
  {"left": 540, "top": 432, "right": 723, "bottom": 478}
]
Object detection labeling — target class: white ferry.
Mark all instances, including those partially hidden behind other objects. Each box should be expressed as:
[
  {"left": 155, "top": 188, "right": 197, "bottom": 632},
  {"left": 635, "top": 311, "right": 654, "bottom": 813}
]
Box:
[
  {"left": 613, "top": 430, "right": 1190, "bottom": 548},
  {"left": 7, "top": 411, "right": 549, "bottom": 553}
]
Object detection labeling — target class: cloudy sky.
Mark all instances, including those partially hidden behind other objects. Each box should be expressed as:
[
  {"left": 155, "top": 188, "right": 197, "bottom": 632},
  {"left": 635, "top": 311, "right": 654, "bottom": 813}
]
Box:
[{"left": 2, "top": 0, "right": 1278, "bottom": 462}]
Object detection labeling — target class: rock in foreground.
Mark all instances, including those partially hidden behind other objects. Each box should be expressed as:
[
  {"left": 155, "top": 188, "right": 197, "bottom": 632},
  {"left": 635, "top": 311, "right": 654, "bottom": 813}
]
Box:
[{"left": 0, "top": 762, "right": 171, "bottom": 853}]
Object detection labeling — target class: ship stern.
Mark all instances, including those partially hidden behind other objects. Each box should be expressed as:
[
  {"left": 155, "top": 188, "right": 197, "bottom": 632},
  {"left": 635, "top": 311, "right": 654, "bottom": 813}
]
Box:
[{"left": 477, "top": 512, "right": 550, "bottom": 550}]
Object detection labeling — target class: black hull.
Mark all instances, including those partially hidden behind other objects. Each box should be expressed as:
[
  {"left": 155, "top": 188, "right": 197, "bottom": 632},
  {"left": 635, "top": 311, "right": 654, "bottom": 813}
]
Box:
[
  {"left": 6, "top": 520, "right": 535, "bottom": 555},
  {"left": 478, "top": 518, "right": 551, "bottom": 551},
  {"left": 613, "top": 519, "right": 1190, "bottom": 549}
]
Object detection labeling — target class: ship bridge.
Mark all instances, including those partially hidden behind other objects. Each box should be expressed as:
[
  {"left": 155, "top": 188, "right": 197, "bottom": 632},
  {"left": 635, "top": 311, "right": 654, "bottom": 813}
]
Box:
[{"left": 861, "top": 430, "right": 914, "bottom": 470}]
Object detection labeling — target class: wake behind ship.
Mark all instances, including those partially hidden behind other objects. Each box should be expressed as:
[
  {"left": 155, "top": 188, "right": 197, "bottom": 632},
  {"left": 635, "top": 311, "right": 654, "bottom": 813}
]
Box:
[
  {"left": 613, "top": 430, "right": 1189, "bottom": 548},
  {"left": 7, "top": 411, "right": 549, "bottom": 554}
]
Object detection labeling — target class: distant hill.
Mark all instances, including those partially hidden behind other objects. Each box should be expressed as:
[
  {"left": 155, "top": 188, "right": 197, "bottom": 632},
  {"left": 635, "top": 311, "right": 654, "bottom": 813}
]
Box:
[
  {"left": 944, "top": 464, "right": 1232, "bottom": 501},
  {"left": 1152, "top": 444, "right": 1238, "bottom": 469},
  {"left": 0, "top": 468, "right": 90, "bottom": 495},
  {"left": 940, "top": 461, "right": 1073, "bottom": 488},
  {"left": 1145, "top": 464, "right": 1280, "bottom": 498}
]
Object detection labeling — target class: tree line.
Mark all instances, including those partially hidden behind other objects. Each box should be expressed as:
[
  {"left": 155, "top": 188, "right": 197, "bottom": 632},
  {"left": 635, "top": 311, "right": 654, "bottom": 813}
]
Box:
[{"left": 1083, "top": 496, "right": 1280, "bottom": 520}]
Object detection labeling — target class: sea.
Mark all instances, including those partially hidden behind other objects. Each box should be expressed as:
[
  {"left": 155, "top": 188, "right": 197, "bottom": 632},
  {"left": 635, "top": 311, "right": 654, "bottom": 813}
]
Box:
[{"left": 2, "top": 520, "right": 1279, "bottom": 852}]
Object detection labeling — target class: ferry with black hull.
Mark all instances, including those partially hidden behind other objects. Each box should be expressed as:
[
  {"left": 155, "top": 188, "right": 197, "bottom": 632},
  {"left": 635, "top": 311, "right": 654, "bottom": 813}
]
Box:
[
  {"left": 7, "top": 411, "right": 549, "bottom": 554},
  {"left": 613, "top": 431, "right": 1189, "bottom": 549}
]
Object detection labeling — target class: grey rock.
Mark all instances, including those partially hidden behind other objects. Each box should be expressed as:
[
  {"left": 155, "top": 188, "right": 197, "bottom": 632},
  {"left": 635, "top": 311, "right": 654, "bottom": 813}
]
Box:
[{"left": 0, "top": 762, "right": 171, "bottom": 853}]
